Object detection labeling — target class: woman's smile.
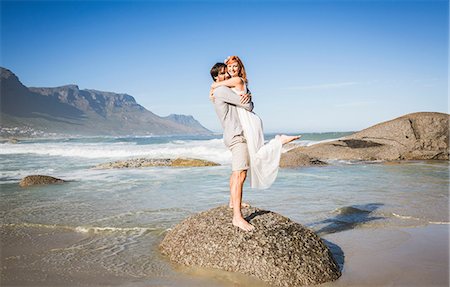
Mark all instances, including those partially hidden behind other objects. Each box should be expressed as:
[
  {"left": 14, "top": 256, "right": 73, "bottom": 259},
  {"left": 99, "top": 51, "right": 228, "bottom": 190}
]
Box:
[{"left": 227, "top": 62, "right": 239, "bottom": 77}]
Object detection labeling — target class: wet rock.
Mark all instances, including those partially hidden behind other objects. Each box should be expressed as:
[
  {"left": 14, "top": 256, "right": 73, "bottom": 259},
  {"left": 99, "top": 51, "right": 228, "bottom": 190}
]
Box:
[
  {"left": 160, "top": 206, "right": 341, "bottom": 286},
  {"left": 94, "top": 157, "right": 219, "bottom": 169},
  {"left": 171, "top": 158, "right": 220, "bottom": 167},
  {"left": 19, "top": 175, "right": 66, "bottom": 187},
  {"left": 280, "top": 151, "right": 327, "bottom": 168},
  {"left": 281, "top": 112, "right": 449, "bottom": 167},
  {"left": 8, "top": 138, "right": 19, "bottom": 144}
]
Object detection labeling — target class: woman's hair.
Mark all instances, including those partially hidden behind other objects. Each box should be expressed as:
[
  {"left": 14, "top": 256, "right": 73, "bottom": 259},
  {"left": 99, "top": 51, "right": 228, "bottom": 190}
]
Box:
[
  {"left": 225, "top": 56, "right": 248, "bottom": 83},
  {"left": 210, "top": 62, "right": 227, "bottom": 81}
]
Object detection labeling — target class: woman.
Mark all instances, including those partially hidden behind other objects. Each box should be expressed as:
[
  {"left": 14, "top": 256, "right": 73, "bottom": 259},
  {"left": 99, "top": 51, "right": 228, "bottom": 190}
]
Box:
[{"left": 211, "top": 56, "right": 300, "bottom": 189}]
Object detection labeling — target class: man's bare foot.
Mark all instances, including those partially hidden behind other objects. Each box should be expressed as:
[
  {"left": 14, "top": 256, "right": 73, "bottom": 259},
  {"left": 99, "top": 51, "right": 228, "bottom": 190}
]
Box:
[
  {"left": 229, "top": 202, "right": 250, "bottom": 208},
  {"left": 232, "top": 217, "right": 255, "bottom": 231},
  {"left": 279, "top": 134, "right": 302, "bottom": 145}
]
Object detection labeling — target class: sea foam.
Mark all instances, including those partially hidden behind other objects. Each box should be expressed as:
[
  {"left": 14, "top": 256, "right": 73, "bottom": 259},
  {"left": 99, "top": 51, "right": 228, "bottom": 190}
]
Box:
[
  {"left": 0, "top": 138, "right": 231, "bottom": 163},
  {"left": 0, "top": 137, "right": 318, "bottom": 164}
]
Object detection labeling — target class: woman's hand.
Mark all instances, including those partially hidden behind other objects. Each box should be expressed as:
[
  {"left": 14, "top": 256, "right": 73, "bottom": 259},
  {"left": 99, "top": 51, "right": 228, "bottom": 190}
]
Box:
[{"left": 240, "top": 93, "right": 251, "bottom": 104}]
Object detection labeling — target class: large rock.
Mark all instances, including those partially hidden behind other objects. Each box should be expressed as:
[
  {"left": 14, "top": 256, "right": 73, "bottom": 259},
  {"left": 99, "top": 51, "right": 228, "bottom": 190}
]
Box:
[
  {"left": 280, "top": 152, "right": 327, "bottom": 168},
  {"left": 281, "top": 112, "right": 449, "bottom": 166},
  {"left": 160, "top": 206, "right": 341, "bottom": 286},
  {"left": 19, "top": 175, "right": 66, "bottom": 187}
]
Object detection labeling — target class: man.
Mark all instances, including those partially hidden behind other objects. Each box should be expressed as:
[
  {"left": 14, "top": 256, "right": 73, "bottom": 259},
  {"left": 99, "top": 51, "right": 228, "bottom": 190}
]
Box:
[{"left": 209, "top": 62, "right": 255, "bottom": 232}]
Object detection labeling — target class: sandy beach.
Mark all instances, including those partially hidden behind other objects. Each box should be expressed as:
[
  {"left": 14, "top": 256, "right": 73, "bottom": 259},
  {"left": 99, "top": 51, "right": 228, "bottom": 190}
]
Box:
[{"left": 1, "top": 223, "right": 448, "bottom": 286}]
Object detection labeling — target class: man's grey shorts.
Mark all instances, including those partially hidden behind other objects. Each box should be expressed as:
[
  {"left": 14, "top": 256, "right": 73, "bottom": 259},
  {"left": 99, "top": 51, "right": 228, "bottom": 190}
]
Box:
[{"left": 230, "top": 138, "right": 250, "bottom": 172}]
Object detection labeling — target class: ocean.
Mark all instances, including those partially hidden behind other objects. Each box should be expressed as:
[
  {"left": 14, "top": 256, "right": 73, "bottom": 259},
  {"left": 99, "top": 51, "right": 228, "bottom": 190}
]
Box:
[{"left": 0, "top": 133, "right": 448, "bottom": 286}]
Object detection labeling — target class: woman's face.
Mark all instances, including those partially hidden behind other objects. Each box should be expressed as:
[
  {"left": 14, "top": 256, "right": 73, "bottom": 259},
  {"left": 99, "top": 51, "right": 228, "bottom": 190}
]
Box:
[{"left": 227, "top": 61, "right": 240, "bottom": 77}]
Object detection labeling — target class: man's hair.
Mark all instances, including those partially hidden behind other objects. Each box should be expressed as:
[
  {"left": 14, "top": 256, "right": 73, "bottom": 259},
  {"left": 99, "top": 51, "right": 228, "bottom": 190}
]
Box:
[{"left": 210, "top": 62, "right": 227, "bottom": 81}]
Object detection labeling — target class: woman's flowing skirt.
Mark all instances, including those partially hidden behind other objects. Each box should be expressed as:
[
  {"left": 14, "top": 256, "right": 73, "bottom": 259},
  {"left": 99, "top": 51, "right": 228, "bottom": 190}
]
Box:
[{"left": 237, "top": 108, "right": 282, "bottom": 189}]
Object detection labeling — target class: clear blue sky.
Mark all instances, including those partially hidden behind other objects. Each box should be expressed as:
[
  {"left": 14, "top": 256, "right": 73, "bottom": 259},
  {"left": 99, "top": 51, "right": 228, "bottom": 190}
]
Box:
[{"left": 1, "top": 0, "right": 448, "bottom": 133}]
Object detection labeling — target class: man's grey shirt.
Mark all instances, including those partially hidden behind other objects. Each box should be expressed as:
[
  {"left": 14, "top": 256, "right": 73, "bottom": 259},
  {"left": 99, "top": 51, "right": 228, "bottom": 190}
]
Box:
[{"left": 213, "top": 86, "right": 254, "bottom": 148}]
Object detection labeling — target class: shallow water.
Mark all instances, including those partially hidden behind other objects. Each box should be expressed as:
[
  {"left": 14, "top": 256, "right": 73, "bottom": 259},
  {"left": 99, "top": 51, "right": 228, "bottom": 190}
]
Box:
[{"left": 0, "top": 134, "right": 448, "bottom": 285}]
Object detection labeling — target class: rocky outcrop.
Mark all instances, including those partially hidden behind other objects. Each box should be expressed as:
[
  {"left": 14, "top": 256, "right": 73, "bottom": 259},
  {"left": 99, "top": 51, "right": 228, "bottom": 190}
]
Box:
[
  {"left": 94, "top": 158, "right": 219, "bottom": 169},
  {"left": 281, "top": 112, "right": 449, "bottom": 167},
  {"left": 280, "top": 152, "right": 327, "bottom": 168},
  {"left": 19, "top": 175, "right": 66, "bottom": 187},
  {"left": 160, "top": 206, "right": 341, "bottom": 287},
  {"left": 171, "top": 158, "right": 219, "bottom": 167}
]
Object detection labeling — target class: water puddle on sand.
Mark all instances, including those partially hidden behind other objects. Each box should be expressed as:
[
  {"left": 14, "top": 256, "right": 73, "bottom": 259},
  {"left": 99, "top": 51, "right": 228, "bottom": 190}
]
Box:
[{"left": 1, "top": 224, "right": 166, "bottom": 285}]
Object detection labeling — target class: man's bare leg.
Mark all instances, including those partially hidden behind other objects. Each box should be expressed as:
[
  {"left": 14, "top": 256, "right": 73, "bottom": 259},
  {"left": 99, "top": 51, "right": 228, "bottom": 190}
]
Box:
[
  {"left": 230, "top": 170, "right": 254, "bottom": 231},
  {"left": 228, "top": 174, "right": 250, "bottom": 208},
  {"left": 229, "top": 175, "right": 234, "bottom": 208},
  {"left": 229, "top": 202, "right": 250, "bottom": 208}
]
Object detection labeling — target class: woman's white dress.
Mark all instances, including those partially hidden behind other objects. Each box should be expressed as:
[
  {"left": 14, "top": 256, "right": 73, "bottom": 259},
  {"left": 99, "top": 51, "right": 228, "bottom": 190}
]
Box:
[{"left": 233, "top": 84, "right": 282, "bottom": 189}]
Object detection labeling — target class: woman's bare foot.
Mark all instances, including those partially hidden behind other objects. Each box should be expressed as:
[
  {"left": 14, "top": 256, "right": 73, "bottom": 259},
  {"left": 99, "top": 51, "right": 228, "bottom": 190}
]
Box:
[
  {"left": 232, "top": 217, "right": 255, "bottom": 231},
  {"left": 279, "top": 134, "right": 302, "bottom": 145},
  {"left": 229, "top": 202, "right": 250, "bottom": 208}
]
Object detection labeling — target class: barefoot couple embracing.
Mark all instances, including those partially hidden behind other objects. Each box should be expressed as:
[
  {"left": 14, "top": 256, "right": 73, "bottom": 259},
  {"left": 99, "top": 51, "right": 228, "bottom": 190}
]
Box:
[{"left": 209, "top": 56, "right": 301, "bottom": 232}]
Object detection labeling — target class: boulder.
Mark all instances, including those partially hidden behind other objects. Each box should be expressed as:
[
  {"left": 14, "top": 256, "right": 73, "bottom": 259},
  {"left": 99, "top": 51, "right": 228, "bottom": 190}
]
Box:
[
  {"left": 281, "top": 112, "right": 449, "bottom": 167},
  {"left": 160, "top": 206, "right": 341, "bottom": 286},
  {"left": 19, "top": 175, "right": 66, "bottom": 187},
  {"left": 280, "top": 151, "right": 327, "bottom": 168},
  {"left": 94, "top": 157, "right": 219, "bottom": 169}
]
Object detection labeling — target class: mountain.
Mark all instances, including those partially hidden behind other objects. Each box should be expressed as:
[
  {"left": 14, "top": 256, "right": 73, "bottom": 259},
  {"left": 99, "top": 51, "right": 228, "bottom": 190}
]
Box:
[
  {"left": 162, "top": 114, "right": 207, "bottom": 130},
  {"left": 0, "top": 67, "right": 211, "bottom": 137}
]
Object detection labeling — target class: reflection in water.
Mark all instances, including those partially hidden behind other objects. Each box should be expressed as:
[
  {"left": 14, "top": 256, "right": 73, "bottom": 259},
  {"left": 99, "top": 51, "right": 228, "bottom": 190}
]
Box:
[{"left": 313, "top": 203, "right": 384, "bottom": 235}]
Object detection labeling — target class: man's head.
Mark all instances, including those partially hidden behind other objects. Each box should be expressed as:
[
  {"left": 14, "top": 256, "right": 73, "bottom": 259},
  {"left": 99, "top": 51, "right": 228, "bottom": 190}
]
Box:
[{"left": 210, "top": 63, "right": 229, "bottom": 82}]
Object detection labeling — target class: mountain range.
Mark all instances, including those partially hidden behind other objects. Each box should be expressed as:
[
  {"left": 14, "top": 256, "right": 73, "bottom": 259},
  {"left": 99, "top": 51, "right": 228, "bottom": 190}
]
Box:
[{"left": 0, "top": 67, "right": 211, "bottom": 137}]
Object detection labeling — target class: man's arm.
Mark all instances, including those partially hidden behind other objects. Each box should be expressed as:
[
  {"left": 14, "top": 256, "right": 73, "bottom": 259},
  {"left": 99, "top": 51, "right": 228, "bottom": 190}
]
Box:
[{"left": 213, "top": 86, "right": 253, "bottom": 111}]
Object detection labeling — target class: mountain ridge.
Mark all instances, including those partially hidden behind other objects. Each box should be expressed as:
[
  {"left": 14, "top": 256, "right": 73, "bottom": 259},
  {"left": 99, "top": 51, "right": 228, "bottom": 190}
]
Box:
[{"left": 0, "top": 67, "right": 211, "bottom": 137}]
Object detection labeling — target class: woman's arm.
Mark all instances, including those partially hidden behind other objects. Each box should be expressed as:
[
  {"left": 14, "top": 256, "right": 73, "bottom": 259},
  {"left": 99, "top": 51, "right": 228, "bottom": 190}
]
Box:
[{"left": 211, "top": 77, "right": 243, "bottom": 89}]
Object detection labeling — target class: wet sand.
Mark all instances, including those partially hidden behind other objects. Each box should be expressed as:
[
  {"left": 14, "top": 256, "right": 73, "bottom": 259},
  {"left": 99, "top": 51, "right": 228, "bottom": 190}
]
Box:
[
  {"left": 1, "top": 224, "right": 448, "bottom": 286},
  {"left": 0, "top": 225, "right": 132, "bottom": 286},
  {"left": 322, "top": 224, "right": 449, "bottom": 287}
]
